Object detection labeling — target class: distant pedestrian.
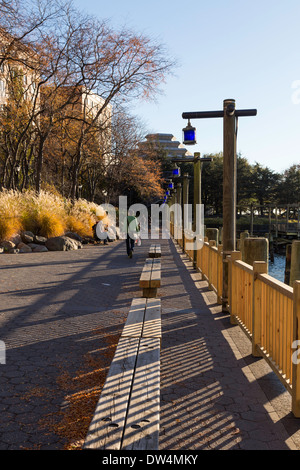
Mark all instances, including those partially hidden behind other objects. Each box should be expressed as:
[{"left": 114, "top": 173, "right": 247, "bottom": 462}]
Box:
[{"left": 126, "top": 210, "right": 140, "bottom": 258}]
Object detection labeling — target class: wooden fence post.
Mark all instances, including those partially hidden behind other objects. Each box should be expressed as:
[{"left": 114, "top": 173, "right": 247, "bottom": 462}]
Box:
[
  {"left": 182, "top": 173, "right": 189, "bottom": 254},
  {"left": 229, "top": 251, "right": 242, "bottom": 325},
  {"left": 177, "top": 183, "right": 182, "bottom": 246},
  {"left": 290, "top": 241, "right": 300, "bottom": 287},
  {"left": 222, "top": 99, "right": 237, "bottom": 313},
  {"left": 292, "top": 281, "right": 300, "bottom": 417},
  {"left": 193, "top": 154, "right": 201, "bottom": 269},
  {"left": 252, "top": 261, "right": 268, "bottom": 357},
  {"left": 196, "top": 236, "right": 203, "bottom": 280},
  {"left": 208, "top": 240, "right": 216, "bottom": 290},
  {"left": 217, "top": 244, "right": 223, "bottom": 304}
]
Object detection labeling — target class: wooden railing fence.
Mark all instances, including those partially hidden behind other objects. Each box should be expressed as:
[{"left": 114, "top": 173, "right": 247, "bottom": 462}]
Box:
[{"left": 170, "top": 222, "right": 300, "bottom": 418}]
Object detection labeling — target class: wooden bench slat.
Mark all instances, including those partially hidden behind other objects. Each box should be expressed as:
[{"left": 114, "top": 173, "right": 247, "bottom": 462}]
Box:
[
  {"left": 83, "top": 337, "right": 140, "bottom": 450},
  {"left": 149, "top": 244, "right": 161, "bottom": 258},
  {"left": 84, "top": 297, "right": 161, "bottom": 451},
  {"left": 121, "top": 338, "right": 160, "bottom": 450},
  {"left": 139, "top": 259, "right": 153, "bottom": 288},
  {"left": 149, "top": 258, "right": 161, "bottom": 288},
  {"left": 139, "top": 258, "right": 161, "bottom": 298},
  {"left": 139, "top": 259, "right": 161, "bottom": 285},
  {"left": 143, "top": 298, "right": 161, "bottom": 339},
  {"left": 121, "top": 298, "right": 147, "bottom": 338},
  {"left": 122, "top": 298, "right": 161, "bottom": 340}
]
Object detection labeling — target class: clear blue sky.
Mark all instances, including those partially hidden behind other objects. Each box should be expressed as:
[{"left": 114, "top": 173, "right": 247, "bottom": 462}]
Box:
[{"left": 73, "top": 0, "right": 300, "bottom": 174}]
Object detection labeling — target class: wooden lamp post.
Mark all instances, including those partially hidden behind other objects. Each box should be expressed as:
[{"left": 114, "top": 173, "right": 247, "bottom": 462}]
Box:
[{"left": 182, "top": 100, "right": 257, "bottom": 311}]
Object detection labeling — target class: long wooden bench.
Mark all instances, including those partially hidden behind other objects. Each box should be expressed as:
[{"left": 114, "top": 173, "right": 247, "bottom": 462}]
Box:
[
  {"left": 139, "top": 258, "right": 161, "bottom": 298},
  {"left": 149, "top": 244, "right": 161, "bottom": 258},
  {"left": 83, "top": 297, "right": 161, "bottom": 450}
]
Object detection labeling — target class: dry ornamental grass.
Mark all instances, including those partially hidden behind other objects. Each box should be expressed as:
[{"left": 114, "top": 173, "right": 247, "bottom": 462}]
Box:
[{"left": 0, "top": 189, "right": 99, "bottom": 241}]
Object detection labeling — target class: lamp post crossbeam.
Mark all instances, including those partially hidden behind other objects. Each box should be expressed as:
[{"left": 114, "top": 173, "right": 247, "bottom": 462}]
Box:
[
  {"left": 171, "top": 157, "right": 212, "bottom": 163},
  {"left": 182, "top": 109, "right": 257, "bottom": 120}
]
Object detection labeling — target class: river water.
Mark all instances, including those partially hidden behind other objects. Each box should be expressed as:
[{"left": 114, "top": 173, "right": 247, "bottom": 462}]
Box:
[{"left": 268, "top": 254, "right": 286, "bottom": 283}]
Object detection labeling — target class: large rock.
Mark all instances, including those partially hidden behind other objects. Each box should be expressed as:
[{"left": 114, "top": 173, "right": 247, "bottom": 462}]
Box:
[
  {"left": 28, "top": 243, "right": 48, "bottom": 252},
  {"left": 28, "top": 243, "right": 40, "bottom": 250},
  {"left": 32, "top": 245, "right": 48, "bottom": 253},
  {"left": 0, "top": 240, "right": 16, "bottom": 250},
  {"left": 17, "top": 242, "right": 32, "bottom": 253},
  {"left": 21, "top": 231, "right": 34, "bottom": 244},
  {"left": 34, "top": 235, "right": 47, "bottom": 245},
  {"left": 10, "top": 234, "right": 22, "bottom": 246},
  {"left": 64, "top": 231, "right": 83, "bottom": 242},
  {"left": 45, "top": 236, "right": 82, "bottom": 251}
]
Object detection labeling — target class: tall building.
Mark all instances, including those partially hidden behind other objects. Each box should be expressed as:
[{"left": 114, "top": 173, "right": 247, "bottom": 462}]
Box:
[
  {"left": 56, "top": 85, "right": 113, "bottom": 163},
  {"left": 81, "top": 87, "right": 113, "bottom": 165},
  {"left": 0, "top": 28, "right": 39, "bottom": 109},
  {"left": 61, "top": 85, "right": 112, "bottom": 122},
  {"left": 138, "top": 133, "right": 193, "bottom": 160}
]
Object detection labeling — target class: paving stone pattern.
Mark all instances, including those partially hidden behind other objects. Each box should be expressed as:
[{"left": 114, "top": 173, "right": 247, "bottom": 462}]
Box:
[
  {"left": 160, "top": 239, "right": 300, "bottom": 450},
  {"left": 0, "top": 241, "right": 142, "bottom": 449},
  {"left": 1, "top": 236, "right": 300, "bottom": 450}
]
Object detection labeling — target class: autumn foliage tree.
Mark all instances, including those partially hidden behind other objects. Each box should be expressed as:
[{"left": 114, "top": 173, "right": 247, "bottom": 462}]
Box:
[
  {"left": 0, "top": 63, "right": 38, "bottom": 189},
  {"left": 0, "top": 0, "right": 175, "bottom": 203},
  {"left": 103, "top": 107, "right": 164, "bottom": 204}
]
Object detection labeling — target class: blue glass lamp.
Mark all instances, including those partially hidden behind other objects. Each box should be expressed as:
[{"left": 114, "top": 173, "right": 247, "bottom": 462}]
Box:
[
  {"left": 168, "top": 182, "right": 174, "bottom": 189},
  {"left": 172, "top": 166, "right": 180, "bottom": 177},
  {"left": 182, "top": 119, "right": 196, "bottom": 145}
]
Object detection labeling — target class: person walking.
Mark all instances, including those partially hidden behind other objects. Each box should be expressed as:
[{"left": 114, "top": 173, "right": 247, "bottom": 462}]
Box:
[{"left": 126, "top": 211, "right": 140, "bottom": 258}]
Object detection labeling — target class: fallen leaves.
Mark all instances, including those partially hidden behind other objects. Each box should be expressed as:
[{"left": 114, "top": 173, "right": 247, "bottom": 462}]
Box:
[{"left": 37, "top": 331, "right": 122, "bottom": 450}]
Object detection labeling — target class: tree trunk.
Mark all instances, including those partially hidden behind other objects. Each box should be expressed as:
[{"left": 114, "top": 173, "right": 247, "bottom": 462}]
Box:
[
  {"left": 35, "top": 136, "right": 46, "bottom": 193},
  {"left": 70, "top": 145, "right": 83, "bottom": 200},
  {"left": 70, "top": 161, "right": 79, "bottom": 200},
  {"left": 1, "top": 152, "right": 10, "bottom": 188}
]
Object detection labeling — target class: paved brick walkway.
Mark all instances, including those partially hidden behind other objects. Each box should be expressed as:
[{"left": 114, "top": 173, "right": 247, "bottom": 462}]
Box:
[
  {"left": 160, "top": 239, "right": 300, "bottom": 450},
  {"left": 1, "top": 235, "right": 300, "bottom": 450},
  {"left": 0, "top": 240, "right": 142, "bottom": 449}
]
